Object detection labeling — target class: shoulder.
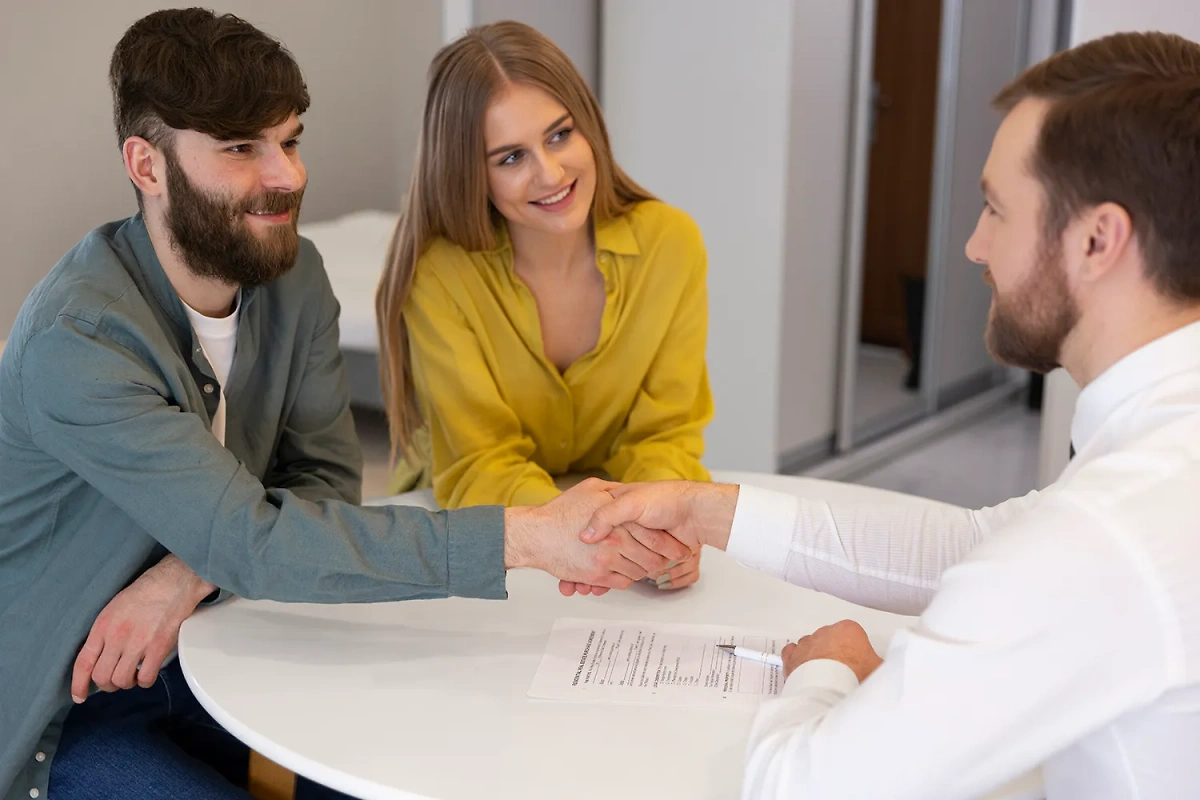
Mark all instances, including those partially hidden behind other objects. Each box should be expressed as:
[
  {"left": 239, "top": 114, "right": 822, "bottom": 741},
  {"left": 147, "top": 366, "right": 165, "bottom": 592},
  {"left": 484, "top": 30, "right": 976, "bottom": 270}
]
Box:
[
  {"left": 416, "top": 237, "right": 479, "bottom": 283},
  {"left": 624, "top": 200, "right": 705, "bottom": 252},
  {"left": 408, "top": 237, "right": 477, "bottom": 315},
  {"left": 615, "top": 202, "right": 707, "bottom": 291},
  {"left": 5, "top": 219, "right": 172, "bottom": 391},
  {"left": 620, "top": 201, "right": 707, "bottom": 282},
  {"left": 13, "top": 219, "right": 142, "bottom": 341},
  {"left": 1056, "top": 422, "right": 1200, "bottom": 555},
  {"left": 419, "top": 235, "right": 473, "bottom": 266}
]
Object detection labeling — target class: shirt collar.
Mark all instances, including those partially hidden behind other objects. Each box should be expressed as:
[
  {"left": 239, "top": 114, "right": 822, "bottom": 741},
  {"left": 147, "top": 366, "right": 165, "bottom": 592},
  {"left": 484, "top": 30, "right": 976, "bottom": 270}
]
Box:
[
  {"left": 594, "top": 214, "right": 640, "bottom": 256},
  {"left": 483, "top": 214, "right": 641, "bottom": 258},
  {"left": 117, "top": 213, "right": 257, "bottom": 356},
  {"left": 1072, "top": 319, "right": 1200, "bottom": 449},
  {"left": 121, "top": 213, "right": 192, "bottom": 340}
]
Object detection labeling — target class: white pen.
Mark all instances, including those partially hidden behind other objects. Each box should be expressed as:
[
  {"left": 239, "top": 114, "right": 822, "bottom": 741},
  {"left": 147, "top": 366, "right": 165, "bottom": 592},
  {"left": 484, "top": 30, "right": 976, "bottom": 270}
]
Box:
[{"left": 716, "top": 643, "right": 783, "bottom": 668}]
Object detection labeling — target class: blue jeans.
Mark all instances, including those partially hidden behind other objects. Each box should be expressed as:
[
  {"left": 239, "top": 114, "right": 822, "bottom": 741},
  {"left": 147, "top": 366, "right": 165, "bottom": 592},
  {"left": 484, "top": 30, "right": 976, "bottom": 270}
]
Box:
[{"left": 49, "top": 659, "right": 351, "bottom": 800}]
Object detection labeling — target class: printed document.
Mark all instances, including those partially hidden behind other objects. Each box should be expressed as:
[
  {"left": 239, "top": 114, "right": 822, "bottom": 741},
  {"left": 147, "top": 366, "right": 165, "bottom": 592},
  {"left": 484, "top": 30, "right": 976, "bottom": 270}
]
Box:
[{"left": 528, "top": 618, "right": 785, "bottom": 708}]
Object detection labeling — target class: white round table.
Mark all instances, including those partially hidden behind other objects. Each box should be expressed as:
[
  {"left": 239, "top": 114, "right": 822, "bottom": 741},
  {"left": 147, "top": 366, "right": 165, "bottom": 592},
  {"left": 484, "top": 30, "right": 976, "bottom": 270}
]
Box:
[{"left": 178, "top": 472, "right": 1043, "bottom": 799}]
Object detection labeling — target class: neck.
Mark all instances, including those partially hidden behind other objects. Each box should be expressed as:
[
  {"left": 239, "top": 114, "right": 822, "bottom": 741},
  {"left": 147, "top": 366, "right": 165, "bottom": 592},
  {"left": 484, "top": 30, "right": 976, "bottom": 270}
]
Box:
[
  {"left": 507, "top": 219, "right": 593, "bottom": 279},
  {"left": 1061, "top": 291, "right": 1200, "bottom": 387},
  {"left": 144, "top": 206, "right": 239, "bottom": 318}
]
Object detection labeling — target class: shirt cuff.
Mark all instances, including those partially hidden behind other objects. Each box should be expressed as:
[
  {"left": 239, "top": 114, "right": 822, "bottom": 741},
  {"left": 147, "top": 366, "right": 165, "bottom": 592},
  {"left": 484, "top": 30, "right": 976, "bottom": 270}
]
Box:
[
  {"left": 725, "top": 484, "right": 799, "bottom": 580},
  {"left": 446, "top": 504, "right": 509, "bottom": 600},
  {"left": 782, "top": 658, "right": 861, "bottom": 699},
  {"left": 198, "top": 588, "right": 230, "bottom": 606}
]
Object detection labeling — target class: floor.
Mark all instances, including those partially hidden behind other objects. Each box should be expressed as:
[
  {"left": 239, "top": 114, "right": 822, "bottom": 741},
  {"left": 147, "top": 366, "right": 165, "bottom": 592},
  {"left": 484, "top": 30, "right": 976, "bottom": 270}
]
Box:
[
  {"left": 354, "top": 400, "right": 1043, "bottom": 510},
  {"left": 853, "top": 344, "right": 920, "bottom": 428},
  {"left": 852, "top": 400, "right": 1042, "bottom": 508}
]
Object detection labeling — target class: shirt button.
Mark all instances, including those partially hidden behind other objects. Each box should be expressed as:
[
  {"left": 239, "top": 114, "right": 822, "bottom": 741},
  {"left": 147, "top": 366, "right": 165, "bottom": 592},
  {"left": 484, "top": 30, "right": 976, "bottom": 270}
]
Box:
[
  {"left": 34, "top": 752, "right": 45, "bottom": 762},
  {"left": 30, "top": 789, "right": 39, "bottom": 798},
  {"left": 203, "top": 384, "right": 215, "bottom": 394}
]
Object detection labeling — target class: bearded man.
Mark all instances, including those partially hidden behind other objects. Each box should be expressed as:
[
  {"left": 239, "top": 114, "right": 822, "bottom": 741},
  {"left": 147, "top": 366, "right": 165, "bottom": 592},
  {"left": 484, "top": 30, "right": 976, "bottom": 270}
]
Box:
[
  {"left": 580, "top": 30, "right": 1200, "bottom": 800},
  {"left": 0, "top": 10, "right": 689, "bottom": 800}
]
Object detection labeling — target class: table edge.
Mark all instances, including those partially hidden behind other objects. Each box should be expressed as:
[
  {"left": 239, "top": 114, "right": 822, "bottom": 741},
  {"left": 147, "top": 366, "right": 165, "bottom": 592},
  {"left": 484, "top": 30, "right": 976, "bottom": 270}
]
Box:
[{"left": 178, "top": 619, "right": 436, "bottom": 800}]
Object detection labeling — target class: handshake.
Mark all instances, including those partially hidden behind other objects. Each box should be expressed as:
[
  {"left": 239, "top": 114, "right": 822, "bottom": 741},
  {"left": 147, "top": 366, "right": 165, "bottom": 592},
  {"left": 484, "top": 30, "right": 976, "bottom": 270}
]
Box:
[{"left": 501, "top": 478, "right": 741, "bottom": 596}]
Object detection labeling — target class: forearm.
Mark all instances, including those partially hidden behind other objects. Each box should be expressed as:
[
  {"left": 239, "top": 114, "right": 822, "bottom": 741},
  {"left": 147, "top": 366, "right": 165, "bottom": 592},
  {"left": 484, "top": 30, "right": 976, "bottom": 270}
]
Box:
[
  {"left": 23, "top": 321, "right": 510, "bottom": 605},
  {"left": 202, "top": 486, "right": 507, "bottom": 602},
  {"left": 145, "top": 553, "right": 216, "bottom": 607},
  {"left": 611, "top": 441, "right": 710, "bottom": 485},
  {"left": 437, "top": 451, "right": 560, "bottom": 509},
  {"left": 722, "top": 484, "right": 1017, "bottom": 616}
]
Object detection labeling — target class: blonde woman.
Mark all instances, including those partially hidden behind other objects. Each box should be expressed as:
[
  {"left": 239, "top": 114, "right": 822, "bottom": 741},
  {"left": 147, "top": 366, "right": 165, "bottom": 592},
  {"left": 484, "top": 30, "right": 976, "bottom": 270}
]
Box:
[{"left": 377, "top": 21, "right": 712, "bottom": 590}]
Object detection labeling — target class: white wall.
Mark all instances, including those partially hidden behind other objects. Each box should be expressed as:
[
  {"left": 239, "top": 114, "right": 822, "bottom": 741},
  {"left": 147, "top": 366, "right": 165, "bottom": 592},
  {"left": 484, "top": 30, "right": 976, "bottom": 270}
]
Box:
[
  {"left": 1072, "top": 0, "right": 1200, "bottom": 41},
  {"left": 603, "top": 0, "right": 795, "bottom": 472},
  {"left": 1038, "top": 0, "right": 1200, "bottom": 486},
  {"left": 473, "top": 0, "right": 599, "bottom": 89},
  {"left": 776, "top": 3, "right": 857, "bottom": 457},
  {"left": 0, "top": 1, "right": 439, "bottom": 338},
  {"left": 1028, "top": 0, "right": 1064, "bottom": 62}
]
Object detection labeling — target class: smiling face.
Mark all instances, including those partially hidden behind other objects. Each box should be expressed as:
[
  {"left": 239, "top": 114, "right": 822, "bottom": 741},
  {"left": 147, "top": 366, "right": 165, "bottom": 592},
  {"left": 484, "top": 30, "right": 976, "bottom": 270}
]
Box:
[
  {"left": 161, "top": 113, "right": 307, "bottom": 287},
  {"left": 482, "top": 82, "right": 596, "bottom": 239},
  {"left": 965, "top": 98, "right": 1079, "bottom": 373}
]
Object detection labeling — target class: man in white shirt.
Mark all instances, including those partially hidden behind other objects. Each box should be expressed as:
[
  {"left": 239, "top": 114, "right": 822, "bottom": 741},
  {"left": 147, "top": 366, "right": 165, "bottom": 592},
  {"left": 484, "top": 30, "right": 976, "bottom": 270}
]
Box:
[{"left": 579, "top": 31, "right": 1200, "bottom": 799}]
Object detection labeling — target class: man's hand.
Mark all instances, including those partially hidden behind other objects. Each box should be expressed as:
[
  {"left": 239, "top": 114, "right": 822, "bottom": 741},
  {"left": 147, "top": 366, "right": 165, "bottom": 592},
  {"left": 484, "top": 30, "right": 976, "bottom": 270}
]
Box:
[
  {"left": 579, "top": 481, "right": 740, "bottom": 552},
  {"left": 505, "top": 478, "right": 692, "bottom": 591},
  {"left": 71, "top": 554, "right": 215, "bottom": 702},
  {"left": 781, "top": 620, "right": 883, "bottom": 682}
]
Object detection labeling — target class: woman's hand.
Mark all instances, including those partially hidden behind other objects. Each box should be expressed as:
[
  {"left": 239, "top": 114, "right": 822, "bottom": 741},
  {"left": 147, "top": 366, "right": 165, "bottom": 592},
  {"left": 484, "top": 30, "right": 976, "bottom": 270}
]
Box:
[{"left": 653, "top": 547, "right": 702, "bottom": 590}]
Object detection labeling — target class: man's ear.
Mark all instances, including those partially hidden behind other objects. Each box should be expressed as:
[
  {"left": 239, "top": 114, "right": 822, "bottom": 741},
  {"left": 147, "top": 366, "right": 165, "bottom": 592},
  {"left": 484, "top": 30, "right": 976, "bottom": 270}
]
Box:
[
  {"left": 1076, "top": 201, "right": 1134, "bottom": 284},
  {"left": 121, "top": 136, "right": 166, "bottom": 200}
]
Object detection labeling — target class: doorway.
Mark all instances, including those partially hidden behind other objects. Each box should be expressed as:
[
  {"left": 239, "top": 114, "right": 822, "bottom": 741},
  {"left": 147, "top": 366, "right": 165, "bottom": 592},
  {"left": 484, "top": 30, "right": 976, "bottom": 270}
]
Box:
[
  {"left": 853, "top": 0, "right": 942, "bottom": 437},
  {"left": 835, "top": 0, "right": 1033, "bottom": 455}
]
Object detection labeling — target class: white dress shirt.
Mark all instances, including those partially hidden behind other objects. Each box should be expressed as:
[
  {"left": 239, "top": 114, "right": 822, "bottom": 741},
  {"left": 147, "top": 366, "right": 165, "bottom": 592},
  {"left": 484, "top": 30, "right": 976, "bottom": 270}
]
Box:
[
  {"left": 727, "top": 320, "right": 1200, "bottom": 799},
  {"left": 183, "top": 295, "right": 239, "bottom": 446}
]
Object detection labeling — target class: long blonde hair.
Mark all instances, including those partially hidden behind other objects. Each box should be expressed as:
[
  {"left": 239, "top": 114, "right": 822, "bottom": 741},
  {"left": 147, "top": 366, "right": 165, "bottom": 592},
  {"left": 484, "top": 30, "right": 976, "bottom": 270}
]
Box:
[{"left": 376, "top": 20, "right": 656, "bottom": 460}]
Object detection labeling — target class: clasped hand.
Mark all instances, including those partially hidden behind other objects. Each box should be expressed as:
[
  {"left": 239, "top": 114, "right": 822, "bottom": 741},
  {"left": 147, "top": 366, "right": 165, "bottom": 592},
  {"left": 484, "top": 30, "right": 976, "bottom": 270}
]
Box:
[{"left": 509, "top": 478, "right": 701, "bottom": 596}]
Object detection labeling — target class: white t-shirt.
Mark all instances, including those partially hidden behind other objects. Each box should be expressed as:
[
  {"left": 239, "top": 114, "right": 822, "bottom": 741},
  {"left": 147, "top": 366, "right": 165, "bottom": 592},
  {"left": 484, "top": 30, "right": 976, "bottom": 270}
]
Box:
[{"left": 183, "top": 295, "right": 239, "bottom": 445}]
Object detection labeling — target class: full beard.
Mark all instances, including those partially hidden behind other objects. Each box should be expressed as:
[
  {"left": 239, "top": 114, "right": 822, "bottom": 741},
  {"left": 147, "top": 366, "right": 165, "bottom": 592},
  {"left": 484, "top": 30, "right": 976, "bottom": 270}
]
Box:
[
  {"left": 984, "top": 235, "right": 1079, "bottom": 374},
  {"left": 162, "top": 147, "right": 305, "bottom": 288}
]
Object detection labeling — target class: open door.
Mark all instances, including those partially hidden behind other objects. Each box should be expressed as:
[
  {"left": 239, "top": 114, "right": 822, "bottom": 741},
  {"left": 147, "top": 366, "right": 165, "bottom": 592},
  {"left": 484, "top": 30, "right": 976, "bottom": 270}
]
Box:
[{"left": 835, "top": 0, "right": 1032, "bottom": 453}]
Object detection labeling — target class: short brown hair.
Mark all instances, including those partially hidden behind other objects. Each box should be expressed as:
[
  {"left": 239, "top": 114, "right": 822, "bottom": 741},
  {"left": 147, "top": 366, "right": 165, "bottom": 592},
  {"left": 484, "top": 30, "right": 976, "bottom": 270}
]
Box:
[
  {"left": 109, "top": 8, "right": 309, "bottom": 149},
  {"left": 994, "top": 31, "right": 1200, "bottom": 301}
]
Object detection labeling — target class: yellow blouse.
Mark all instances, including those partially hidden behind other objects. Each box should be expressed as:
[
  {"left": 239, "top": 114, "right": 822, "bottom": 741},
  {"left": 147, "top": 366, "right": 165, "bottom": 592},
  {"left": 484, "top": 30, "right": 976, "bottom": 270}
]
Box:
[{"left": 400, "top": 200, "right": 714, "bottom": 509}]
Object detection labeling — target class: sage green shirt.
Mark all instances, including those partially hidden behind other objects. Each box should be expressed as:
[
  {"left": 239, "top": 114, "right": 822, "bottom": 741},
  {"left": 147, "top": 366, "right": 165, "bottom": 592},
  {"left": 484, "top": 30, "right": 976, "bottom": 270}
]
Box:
[{"left": 0, "top": 215, "right": 507, "bottom": 799}]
